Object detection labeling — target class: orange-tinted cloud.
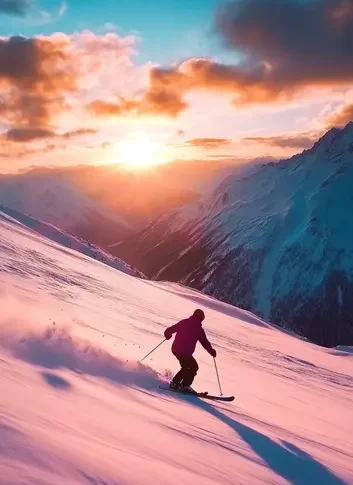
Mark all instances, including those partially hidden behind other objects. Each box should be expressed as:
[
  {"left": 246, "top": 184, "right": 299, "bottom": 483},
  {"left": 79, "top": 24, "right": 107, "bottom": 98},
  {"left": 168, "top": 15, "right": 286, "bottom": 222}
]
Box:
[
  {"left": 0, "top": 32, "right": 137, "bottom": 133},
  {"left": 103, "top": 0, "right": 353, "bottom": 119},
  {"left": 0, "top": 138, "right": 58, "bottom": 159},
  {"left": 244, "top": 134, "right": 317, "bottom": 150},
  {"left": 88, "top": 98, "right": 138, "bottom": 117},
  {"left": 0, "top": 126, "right": 99, "bottom": 164},
  {"left": 0, "top": 35, "right": 76, "bottom": 127},
  {"left": 89, "top": 59, "right": 261, "bottom": 118},
  {"left": 88, "top": 87, "right": 188, "bottom": 119},
  {"left": 61, "top": 128, "right": 98, "bottom": 140},
  {"left": 2, "top": 126, "right": 98, "bottom": 143},
  {"left": 186, "top": 138, "right": 231, "bottom": 149},
  {"left": 326, "top": 103, "right": 353, "bottom": 128}
]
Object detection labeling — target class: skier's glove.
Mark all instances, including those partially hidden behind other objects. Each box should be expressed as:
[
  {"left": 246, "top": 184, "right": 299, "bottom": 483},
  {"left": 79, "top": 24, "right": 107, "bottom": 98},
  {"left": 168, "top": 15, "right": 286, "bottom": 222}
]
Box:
[
  {"left": 210, "top": 349, "right": 217, "bottom": 358},
  {"left": 164, "top": 330, "right": 172, "bottom": 340}
]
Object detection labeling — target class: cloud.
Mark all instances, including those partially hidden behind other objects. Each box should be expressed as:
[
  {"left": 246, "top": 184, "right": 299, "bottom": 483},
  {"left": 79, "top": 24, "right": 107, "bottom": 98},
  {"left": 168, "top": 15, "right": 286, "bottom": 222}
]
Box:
[
  {"left": 0, "top": 29, "right": 141, "bottom": 167},
  {"left": 0, "top": 31, "right": 137, "bottom": 153},
  {"left": 0, "top": 126, "right": 98, "bottom": 162},
  {"left": 0, "top": 139, "right": 58, "bottom": 159},
  {"left": 61, "top": 128, "right": 97, "bottom": 139},
  {"left": 88, "top": 98, "right": 138, "bottom": 117},
  {"left": 215, "top": 0, "right": 353, "bottom": 92},
  {"left": 58, "top": 0, "right": 67, "bottom": 17},
  {"left": 89, "top": 59, "right": 258, "bottom": 118},
  {"left": 3, "top": 127, "right": 55, "bottom": 142},
  {"left": 88, "top": 87, "right": 188, "bottom": 119},
  {"left": 326, "top": 103, "right": 353, "bottom": 128},
  {"left": 0, "top": 35, "right": 77, "bottom": 127},
  {"left": 112, "top": 0, "right": 353, "bottom": 118},
  {"left": 185, "top": 138, "right": 231, "bottom": 149},
  {"left": 244, "top": 134, "right": 318, "bottom": 149},
  {"left": 0, "top": 0, "right": 31, "bottom": 16},
  {"left": 2, "top": 126, "right": 97, "bottom": 143}
]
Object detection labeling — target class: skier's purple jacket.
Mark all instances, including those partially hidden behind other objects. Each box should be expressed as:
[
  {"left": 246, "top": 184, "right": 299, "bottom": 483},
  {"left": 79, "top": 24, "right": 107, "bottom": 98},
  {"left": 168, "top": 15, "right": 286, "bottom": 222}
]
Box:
[{"left": 164, "top": 310, "right": 215, "bottom": 357}]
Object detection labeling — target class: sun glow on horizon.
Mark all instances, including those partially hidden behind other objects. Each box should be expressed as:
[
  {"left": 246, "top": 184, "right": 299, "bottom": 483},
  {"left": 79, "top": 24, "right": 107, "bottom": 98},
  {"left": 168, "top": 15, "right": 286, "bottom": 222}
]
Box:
[{"left": 106, "top": 134, "right": 170, "bottom": 170}]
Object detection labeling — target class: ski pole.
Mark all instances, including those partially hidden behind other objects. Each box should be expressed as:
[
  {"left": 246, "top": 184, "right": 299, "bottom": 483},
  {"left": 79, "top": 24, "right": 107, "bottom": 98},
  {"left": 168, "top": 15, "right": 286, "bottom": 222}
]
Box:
[
  {"left": 139, "top": 339, "right": 166, "bottom": 363},
  {"left": 213, "top": 357, "right": 223, "bottom": 396}
]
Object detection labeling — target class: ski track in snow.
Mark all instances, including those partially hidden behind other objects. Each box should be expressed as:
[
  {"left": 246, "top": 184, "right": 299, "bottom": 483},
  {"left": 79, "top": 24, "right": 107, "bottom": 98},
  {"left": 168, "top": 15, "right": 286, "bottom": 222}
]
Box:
[{"left": 0, "top": 213, "right": 353, "bottom": 485}]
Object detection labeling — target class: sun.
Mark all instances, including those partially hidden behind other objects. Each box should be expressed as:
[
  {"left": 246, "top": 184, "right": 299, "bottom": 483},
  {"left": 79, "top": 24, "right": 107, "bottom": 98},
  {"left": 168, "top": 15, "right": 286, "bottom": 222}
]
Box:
[{"left": 108, "top": 134, "right": 169, "bottom": 170}]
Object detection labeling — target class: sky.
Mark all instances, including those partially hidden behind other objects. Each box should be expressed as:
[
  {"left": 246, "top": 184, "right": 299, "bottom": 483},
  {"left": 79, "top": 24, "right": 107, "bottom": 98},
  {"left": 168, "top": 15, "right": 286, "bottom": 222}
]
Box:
[{"left": 1, "top": 0, "right": 353, "bottom": 172}]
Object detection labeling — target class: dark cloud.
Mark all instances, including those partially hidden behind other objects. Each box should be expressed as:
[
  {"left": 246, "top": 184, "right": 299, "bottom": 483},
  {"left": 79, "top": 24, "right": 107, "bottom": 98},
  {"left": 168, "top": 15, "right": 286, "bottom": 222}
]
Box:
[
  {"left": 0, "top": 32, "right": 133, "bottom": 152},
  {"left": 0, "top": 35, "right": 77, "bottom": 127},
  {"left": 138, "top": 69, "right": 189, "bottom": 116},
  {"left": 0, "top": 0, "right": 31, "bottom": 16},
  {"left": 244, "top": 134, "right": 317, "bottom": 149},
  {"left": 4, "top": 127, "right": 54, "bottom": 142},
  {"left": 0, "top": 36, "right": 75, "bottom": 90},
  {"left": 326, "top": 103, "right": 353, "bottom": 127},
  {"left": 186, "top": 138, "right": 232, "bottom": 149},
  {"left": 61, "top": 128, "right": 98, "bottom": 139},
  {"left": 0, "top": 126, "right": 98, "bottom": 162},
  {"left": 112, "top": 0, "right": 353, "bottom": 118},
  {"left": 215, "top": 0, "right": 353, "bottom": 93},
  {"left": 2, "top": 126, "right": 98, "bottom": 143}
]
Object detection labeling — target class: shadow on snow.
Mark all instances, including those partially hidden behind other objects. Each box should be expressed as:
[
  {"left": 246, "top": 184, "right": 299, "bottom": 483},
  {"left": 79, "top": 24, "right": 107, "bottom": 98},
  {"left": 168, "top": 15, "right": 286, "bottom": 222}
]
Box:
[{"left": 164, "top": 391, "right": 347, "bottom": 485}]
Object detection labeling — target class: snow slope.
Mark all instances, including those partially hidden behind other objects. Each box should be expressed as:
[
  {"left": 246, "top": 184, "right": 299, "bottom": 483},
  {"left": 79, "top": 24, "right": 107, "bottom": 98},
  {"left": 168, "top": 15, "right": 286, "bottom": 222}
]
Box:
[
  {"left": 0, "top": 206, "right": 144, "bottom": 278},
  {"left": 114, "top": 122, "right": 353, "bottom": 347},
  {"left": 1, "top": 200, "right": 353, "bottom": 484}
]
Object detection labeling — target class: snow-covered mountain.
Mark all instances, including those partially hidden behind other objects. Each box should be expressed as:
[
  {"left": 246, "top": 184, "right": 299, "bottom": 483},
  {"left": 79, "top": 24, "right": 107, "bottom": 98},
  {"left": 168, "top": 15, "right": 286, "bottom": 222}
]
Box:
[
  {"left": 0, "top": 160, "right": 231, "bottom": 250},
  {"left": 0, "top": 168, "right": 133, "bottom": 249},
  {"left": 0, "top": 205, "right": 144, "bottom": 278},
  {"left": 114, "top": 122, "right": 353, "bottom": 347},
  {"left": 1, "top": 199, "right": 352, "bottom": 485}
]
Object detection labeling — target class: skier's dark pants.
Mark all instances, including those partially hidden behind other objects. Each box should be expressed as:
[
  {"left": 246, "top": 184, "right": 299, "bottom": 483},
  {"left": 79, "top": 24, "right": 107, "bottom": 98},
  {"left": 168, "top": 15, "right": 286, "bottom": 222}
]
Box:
[{"left": 172, "top": 356, "right": 199, "bottom": 386}]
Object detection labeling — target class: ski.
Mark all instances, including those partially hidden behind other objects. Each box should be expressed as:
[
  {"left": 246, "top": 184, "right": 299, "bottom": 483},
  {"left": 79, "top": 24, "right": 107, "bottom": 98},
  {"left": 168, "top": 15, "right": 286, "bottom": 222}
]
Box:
[
  {"left": 197, "top": 394, "right": 235, "bottom": 402},
  {"left": 159, "top": 385, "right": 235, "bottom": 402}
]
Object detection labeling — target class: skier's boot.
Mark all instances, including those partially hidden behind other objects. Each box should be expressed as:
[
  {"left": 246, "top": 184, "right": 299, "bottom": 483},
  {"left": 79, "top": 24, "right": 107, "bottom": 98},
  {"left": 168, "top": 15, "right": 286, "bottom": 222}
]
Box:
[
  {"left": 169, "top": 382, "right": 180, "bottom": 390},
  {"left": 180, "top": 385, "right": 196, "bottom": 394}
]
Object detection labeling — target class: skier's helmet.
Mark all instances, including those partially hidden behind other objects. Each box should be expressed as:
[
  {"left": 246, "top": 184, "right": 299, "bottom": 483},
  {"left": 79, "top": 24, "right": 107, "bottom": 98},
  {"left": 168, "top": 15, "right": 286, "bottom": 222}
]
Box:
[{"left": 193, "top": 309, "right": 205, "bottom": 321}]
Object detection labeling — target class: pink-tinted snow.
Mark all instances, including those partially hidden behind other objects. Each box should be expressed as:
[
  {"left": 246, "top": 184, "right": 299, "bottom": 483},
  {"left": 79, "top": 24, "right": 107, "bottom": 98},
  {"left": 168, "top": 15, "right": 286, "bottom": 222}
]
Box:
[{"left": 0, "top": 211, "right": 352, "bottom": 485}]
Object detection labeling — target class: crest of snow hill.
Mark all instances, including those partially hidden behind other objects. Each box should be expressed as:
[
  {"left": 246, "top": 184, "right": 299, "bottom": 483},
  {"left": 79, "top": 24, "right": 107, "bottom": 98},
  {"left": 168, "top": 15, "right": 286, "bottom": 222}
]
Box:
[
  {"left": 114, "top": 122, "right": 353, "bottom": 347},
  {"left": 0, "top": 205, "right": 145, "bottom": 279}
]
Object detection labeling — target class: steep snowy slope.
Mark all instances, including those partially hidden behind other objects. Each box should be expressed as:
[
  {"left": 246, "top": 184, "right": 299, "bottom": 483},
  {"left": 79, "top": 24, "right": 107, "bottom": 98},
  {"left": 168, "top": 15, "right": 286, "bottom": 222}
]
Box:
[
  {"left": 1, "top": 200, "right": 353, "bottom": 484},
  {"left": 0, "top": 206, "right": 144, "bottom": 278},
  {"left": 115, "top": 122, "right": 353, "bottom": 347}
]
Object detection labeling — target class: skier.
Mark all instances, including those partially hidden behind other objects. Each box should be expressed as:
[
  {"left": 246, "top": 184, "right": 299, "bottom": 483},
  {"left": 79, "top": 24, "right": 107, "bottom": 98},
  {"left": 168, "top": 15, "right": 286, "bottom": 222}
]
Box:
[{"left": 164, "top": 309, "right": 217, "bottom": 393}]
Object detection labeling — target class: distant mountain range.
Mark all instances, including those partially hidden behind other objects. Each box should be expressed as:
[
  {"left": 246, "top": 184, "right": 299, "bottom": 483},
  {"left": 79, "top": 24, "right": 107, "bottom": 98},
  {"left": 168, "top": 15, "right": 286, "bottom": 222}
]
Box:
[
  {"left": 113, "top": 123, "right": 353, "bottom": 347},
  {"left": 0, "top": 168, "right": 132, "bottom": 249},
  {"left": 0, "top": 160, "right": 235, "bottom": 249}
]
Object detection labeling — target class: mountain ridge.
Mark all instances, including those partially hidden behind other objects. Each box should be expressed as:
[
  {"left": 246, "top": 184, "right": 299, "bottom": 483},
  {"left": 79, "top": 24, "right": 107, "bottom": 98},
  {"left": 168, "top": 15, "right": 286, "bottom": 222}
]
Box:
[{"left": 113, "top": 122, "right": 353, "bottom": 347}]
